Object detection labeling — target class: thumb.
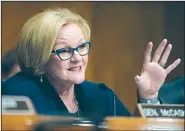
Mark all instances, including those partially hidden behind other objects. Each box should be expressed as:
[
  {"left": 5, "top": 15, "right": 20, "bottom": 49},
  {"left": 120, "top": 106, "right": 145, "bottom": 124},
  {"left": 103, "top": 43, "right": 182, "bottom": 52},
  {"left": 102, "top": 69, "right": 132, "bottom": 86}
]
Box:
[{"left": 134, "top": 75, "right": 142, "bottom": 88}]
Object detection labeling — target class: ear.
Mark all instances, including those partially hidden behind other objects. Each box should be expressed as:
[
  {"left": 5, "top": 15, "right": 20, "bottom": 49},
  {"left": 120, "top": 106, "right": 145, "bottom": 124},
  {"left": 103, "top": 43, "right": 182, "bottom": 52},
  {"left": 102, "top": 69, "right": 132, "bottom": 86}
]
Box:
[{"left": 35, "top": 66, "right": 45, "bottom": 76}]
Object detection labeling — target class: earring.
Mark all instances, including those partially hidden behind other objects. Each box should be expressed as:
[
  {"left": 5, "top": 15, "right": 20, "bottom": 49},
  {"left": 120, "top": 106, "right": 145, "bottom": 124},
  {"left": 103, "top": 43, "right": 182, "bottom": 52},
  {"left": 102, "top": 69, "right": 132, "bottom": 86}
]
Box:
[{"left": 40, "top": 75, "right": 43, "bottom": 83}]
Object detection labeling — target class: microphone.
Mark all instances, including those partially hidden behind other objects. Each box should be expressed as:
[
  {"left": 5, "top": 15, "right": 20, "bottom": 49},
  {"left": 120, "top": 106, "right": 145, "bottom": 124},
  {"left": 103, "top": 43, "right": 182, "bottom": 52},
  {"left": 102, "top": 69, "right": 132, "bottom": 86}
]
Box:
[
  {"left": 113, "top": 91, "right": 116, "bottom": 117},
  {"left": 99, "top": 83, "right": 117, "bottom": 117}
]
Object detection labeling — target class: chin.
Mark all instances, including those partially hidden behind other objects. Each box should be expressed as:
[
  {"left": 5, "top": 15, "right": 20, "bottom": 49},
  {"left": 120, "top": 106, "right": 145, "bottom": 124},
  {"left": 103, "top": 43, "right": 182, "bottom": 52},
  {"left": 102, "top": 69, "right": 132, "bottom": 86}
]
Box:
[{"left": 71, "top": 75, "right": 85, "bottom": 84}]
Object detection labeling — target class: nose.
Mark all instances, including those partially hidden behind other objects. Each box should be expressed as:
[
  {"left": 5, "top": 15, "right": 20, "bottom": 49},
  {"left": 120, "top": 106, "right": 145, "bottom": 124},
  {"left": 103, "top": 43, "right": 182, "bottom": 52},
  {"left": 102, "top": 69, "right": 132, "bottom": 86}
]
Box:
[{"left": 70, "top": 50, "right": 82, "bottom": 63}]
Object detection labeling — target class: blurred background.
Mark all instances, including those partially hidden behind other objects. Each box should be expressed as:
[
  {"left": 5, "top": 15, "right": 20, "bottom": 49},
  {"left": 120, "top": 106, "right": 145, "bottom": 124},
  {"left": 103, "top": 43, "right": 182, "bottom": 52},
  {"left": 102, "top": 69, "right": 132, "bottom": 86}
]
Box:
[{"left": 2, "top": 1, "right": 184, "bottom": 113}]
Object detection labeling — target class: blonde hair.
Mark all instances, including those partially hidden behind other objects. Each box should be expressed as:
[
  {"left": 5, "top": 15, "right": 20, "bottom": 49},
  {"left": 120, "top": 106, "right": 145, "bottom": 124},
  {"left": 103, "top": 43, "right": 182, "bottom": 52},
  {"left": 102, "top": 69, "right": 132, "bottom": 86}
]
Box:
[{"left": 17, "top": 8, "right": 91, "bottom": 75}]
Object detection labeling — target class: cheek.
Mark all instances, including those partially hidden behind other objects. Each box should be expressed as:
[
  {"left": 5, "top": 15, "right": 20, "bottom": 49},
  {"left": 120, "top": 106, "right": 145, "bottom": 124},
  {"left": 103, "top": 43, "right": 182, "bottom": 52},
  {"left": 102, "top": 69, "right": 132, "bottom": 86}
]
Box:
[
  {"left": 51, "top": 55, "right": 62, "bottom": 63},
  {"left": 46, "top": 57, "right": 67, "bottom": 73},
  {"left": 83, "top": 55, "right": 88, "bottom": 65},
  {"left": 50, "top": 55, "right": 65, "bottom": 67},
  {"left": 53, "top": 60, "right": 68, "bottom": 71}
]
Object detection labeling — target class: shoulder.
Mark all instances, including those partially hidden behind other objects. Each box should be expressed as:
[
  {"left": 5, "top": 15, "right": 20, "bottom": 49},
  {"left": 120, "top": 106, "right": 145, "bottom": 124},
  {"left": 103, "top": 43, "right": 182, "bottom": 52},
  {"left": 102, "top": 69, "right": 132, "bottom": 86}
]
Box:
[
  {"left": 78, "top": 81, "right": 114, "bottom": 99},
  {"left": 79, "top": 81, "right": 131, "bottom": 116},
  {"left": 80, "top": 81, "right": 113, "bottom": 91},
  {"left": 159, "top": 77, "right": 184, "bottom": 104},
  {"left": 160, "top": 77, "right": 184, "bottom": 90},
  {"left": 2, "top": 72, "right": 40, "bottom": 95}
]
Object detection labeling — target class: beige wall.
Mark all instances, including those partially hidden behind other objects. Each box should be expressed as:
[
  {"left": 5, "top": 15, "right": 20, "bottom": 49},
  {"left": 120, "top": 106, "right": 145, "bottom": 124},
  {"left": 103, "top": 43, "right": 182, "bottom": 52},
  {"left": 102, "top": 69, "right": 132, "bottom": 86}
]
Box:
[
  {"left": 90, "top": 2, "right": 165, "bottom": 113},
  {"left": 2, "top": 2, "right": 183, "bottom": 113}
]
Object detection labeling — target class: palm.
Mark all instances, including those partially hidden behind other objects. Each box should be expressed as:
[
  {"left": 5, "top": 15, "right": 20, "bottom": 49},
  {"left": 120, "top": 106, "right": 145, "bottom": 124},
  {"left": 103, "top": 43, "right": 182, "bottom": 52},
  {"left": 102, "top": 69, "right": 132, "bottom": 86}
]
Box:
[
  {"left": 135, "top": 39, "right": 181, "bottom": 99},
  {"left": 138, "top": 62, "right": 167, "bottom": 98}
]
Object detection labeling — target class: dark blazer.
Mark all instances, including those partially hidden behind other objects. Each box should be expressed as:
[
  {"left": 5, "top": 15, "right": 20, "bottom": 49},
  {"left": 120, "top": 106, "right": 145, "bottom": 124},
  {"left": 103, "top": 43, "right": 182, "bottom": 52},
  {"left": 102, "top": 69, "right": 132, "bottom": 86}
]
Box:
[
  {"left": 2, "top": 72, "right": 131, "bottom": 121},
  {"left": 137, "top": 77, "right": 184, "bottom": 104},
  {"left": 159, "top": 77, "right": 184, "bottom": 104}
]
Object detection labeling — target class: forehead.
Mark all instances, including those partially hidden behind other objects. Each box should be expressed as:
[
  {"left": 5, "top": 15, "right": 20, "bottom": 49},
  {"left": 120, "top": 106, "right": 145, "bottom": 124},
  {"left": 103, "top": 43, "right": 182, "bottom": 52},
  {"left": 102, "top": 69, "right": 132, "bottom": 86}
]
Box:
[{"left": 55, "top": 23, "right": 85, "bottom": 47}]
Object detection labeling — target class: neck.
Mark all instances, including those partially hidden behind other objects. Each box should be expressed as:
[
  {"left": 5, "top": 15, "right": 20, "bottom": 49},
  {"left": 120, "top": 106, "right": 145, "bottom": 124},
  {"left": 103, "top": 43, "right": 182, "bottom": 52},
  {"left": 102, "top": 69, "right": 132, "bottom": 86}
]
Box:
[{"left": 47, "top": 76, "right": 75, "bottom": 102}]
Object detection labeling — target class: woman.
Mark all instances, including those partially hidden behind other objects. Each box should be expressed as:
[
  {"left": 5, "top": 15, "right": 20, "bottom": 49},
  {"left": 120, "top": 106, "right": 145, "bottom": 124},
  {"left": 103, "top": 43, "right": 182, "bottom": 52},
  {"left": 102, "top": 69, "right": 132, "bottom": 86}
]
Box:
[{"left": 3, "top": 8, "right": 181, "bottom": 120}]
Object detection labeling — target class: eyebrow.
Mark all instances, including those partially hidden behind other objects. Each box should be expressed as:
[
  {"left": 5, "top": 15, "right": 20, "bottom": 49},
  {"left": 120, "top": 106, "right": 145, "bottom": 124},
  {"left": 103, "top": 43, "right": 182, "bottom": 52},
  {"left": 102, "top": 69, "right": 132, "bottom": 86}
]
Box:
[{"left": 55, "top": 37, "right": 85, "bottom": 46}]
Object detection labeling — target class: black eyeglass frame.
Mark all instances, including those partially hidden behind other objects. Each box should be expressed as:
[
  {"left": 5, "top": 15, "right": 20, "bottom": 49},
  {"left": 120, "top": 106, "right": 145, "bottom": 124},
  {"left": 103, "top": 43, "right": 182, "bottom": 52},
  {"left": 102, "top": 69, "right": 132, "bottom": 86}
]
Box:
[{"left": 51, "top": 42, "right": 91, "bottom": 60}]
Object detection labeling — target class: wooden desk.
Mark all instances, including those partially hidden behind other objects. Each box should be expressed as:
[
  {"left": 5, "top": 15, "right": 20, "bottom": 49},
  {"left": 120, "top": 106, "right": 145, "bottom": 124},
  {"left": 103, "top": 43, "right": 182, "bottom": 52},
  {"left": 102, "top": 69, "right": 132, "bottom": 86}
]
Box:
[
  {"left": 104, "top": 117, "right": 184, "bottom": 130},
  {"left": 2, "top": 115, "right": 94, "bottom": 131},
  {"left": 2, "top": 115, "right": 184, "bottom": 130}
]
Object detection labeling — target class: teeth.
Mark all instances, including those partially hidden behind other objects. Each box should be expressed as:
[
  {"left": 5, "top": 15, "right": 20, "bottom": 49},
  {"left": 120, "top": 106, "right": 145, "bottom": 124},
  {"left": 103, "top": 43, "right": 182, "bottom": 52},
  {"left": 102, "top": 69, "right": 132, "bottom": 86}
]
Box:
[{"left": 69, "top": 67, "right": 80, "bottom": 71}]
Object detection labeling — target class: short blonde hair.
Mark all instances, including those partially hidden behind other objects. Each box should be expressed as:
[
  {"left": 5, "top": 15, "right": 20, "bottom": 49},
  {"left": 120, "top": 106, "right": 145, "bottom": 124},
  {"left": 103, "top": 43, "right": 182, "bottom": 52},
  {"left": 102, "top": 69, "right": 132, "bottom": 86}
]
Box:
[{"left": 17, "top": 8, "right": 91, "bottom": 75}]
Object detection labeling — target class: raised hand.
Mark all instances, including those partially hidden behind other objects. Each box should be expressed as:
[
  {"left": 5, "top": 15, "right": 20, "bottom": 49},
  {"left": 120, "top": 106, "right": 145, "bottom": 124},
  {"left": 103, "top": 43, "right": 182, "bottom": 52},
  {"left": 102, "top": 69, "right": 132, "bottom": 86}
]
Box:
[{"left": 135, "top": 39, "right": 181, "bottom": 99}]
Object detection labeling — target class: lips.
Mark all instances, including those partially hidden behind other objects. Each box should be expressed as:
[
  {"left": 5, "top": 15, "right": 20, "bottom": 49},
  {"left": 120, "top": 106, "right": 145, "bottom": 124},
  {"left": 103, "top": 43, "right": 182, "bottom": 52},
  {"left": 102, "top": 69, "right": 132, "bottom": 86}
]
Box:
[{"left": 68, "top": 66, "right": 82, "bottom": 71}]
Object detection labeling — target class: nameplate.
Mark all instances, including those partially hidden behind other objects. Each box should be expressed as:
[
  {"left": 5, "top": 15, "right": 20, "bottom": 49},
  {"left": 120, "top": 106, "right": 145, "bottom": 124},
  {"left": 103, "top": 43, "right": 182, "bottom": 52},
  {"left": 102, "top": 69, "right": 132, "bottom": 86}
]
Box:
[
  {"left": 137, "top": 104, "right": 184, "bottom": 119},
  {"left": 2, "top": 95, "right": 35, "bottom": 115}
]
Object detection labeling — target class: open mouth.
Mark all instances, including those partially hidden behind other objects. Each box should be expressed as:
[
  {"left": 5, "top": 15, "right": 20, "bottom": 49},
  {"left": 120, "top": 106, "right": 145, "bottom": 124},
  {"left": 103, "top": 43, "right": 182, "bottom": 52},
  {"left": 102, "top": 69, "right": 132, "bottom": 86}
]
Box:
[{"left": 68, "top": 66, "right": 82, "bottom": 71}]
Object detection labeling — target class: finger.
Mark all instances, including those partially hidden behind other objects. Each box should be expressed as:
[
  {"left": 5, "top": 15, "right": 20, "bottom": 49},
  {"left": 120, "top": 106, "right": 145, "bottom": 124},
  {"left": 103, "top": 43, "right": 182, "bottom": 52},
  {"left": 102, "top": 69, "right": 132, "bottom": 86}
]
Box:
[
  {"left": 159, "top": 44, "right": 172, "bottom": 67},
  {"left": 152, "top": 39, "right": 167, "bottom": 63},
  {"left": 141, "top": 42, "right": 153, "bottom": 73},
  {"left": 143, "top": 42, "right": 153, "bottom": 64},
  {"left": 165, "top": 58, "right": 181, "bottom": 74}
]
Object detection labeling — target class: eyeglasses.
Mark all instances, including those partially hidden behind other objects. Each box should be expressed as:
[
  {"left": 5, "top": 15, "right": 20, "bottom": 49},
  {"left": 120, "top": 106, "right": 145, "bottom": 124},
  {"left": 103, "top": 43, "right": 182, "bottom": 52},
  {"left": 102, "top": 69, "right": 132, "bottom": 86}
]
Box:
[{"left": 51, "top": 42, "right": 91, "bottom": 60}]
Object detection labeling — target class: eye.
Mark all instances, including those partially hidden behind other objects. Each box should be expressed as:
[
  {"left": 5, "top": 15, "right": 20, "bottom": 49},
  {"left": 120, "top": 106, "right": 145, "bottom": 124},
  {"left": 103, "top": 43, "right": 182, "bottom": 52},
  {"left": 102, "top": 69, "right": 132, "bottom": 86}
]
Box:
[
  {"left": 62, "top": 49, "right": 70, "bottom": 52},
  {"left": 58, "top": 48, "right": 72, "bottom": 53},
  {"left": 78, "top": 43, "right": 87, "bottom": 49}
]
